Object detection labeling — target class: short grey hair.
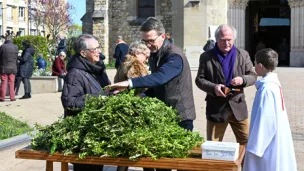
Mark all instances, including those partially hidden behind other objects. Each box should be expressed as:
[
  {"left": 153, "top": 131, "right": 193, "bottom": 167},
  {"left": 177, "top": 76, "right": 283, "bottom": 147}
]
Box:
[
  {"left": 129, "top": 41, "right": 150, "bottom": 55},
  {"left": 214, "top": 24, "right": 237, "bottom": 41},
  {"left": 74, "top": 34, "right": 98, "bottom": 53},
  {"left": 140, "top": 17, "right": 165, "bottom": 35}
]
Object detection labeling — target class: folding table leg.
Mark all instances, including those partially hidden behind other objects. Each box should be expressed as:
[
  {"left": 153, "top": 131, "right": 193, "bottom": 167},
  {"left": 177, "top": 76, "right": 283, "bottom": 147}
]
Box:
[
  {"left": 61, "top": 162, "right": 69, "bottom": 171},
  {"left": 46, "top": 161, "right": 53, "bottom": 171}
]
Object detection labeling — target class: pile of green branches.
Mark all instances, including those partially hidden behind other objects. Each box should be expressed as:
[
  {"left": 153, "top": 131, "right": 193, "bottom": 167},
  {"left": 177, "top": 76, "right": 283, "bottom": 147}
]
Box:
[{"left": 31, "top": 91, "right": 203, "bottom": 160}]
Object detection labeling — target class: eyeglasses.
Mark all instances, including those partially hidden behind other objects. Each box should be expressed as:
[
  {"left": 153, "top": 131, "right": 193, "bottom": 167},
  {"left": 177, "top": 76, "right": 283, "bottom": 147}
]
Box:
[
  {"left": 141, "top": 34, "right": 162, "bottom": 45},
  {"left": 86, "top": 46, "right": 101, "bottom": 53}
]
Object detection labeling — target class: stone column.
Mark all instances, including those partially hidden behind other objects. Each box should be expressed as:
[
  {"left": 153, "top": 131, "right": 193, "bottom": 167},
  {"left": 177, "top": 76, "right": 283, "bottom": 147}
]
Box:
[
  {"left": 93, "top": 0, "right": 109, "bottom": 64},
  {"left": 289, "top": 0, "right": 304, "bottom": 66},
  {"left": 228, "top": 0, "right": 248, "bottom": 50}
]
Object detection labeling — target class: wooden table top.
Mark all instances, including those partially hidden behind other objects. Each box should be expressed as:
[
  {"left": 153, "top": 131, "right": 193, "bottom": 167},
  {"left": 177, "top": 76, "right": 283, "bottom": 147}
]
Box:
[{"left": 15, "top": 146, "right": 239, "bottom": 171}]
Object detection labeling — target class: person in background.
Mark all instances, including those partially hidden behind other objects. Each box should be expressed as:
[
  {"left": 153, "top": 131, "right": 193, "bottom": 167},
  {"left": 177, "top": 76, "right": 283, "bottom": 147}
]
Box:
[
  {"left": 52, "top": 51, "right": 67, "bottom": 91},
  {"left": 113, "top": 36, "right": 129, "bottom": 69},
  {"left": 114, "top": 41, "right": 150, "bottom": 171},
  {"left": 166, "top": 32, "right": 174, "bottom": 44},
  {"left": 243, "top": 48, "right": 297, "bottom": 171},
  {"left": 14, "top": 50, "right": 22, "bottom": 96},
  {"left": 0, "top": 36, "right": 18, "bottom": 102},
  {"left": 16, "top": 40, "right": 35, "bottom": 99},
  {"left": 114, "top": 41, "right": 150, "bottom": 83},
  {"left": 52, "top": 51, "right": 67, "bottom": 77},
  {"left": 37, "top": 53, "right": 47, "bottom": 70},
  {"left": 57, "top": 35, "right": 67, "bottom": 55},
  {"left": 203, "top": 37, "right": 216, "bottom": 52},
  {"left": 195, "top": 24, "right": 257, "bottom": 166}
]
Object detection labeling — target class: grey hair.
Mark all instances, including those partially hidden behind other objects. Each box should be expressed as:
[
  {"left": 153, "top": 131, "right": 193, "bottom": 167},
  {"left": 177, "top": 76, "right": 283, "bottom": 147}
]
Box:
[
  {"left": 214, "top": 24, "right": 237, "bottom": 41},
  {"left": 128, "top": 41, "right": 150, "bottom": 55},
  {"left": 59, "top": 51, "right": 66, "bottom": 57},
  {"left": 140, "top": 17, "right": 165, "bottom": 35},
  {"left": 74, "top": 34, "right": 98, "bottom": 53}
]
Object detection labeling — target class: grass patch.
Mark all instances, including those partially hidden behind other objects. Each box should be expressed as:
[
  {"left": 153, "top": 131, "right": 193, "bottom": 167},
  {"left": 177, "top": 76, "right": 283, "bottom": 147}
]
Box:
[{"left": 0, "top": 112, "right": 33, "bottom": 140}]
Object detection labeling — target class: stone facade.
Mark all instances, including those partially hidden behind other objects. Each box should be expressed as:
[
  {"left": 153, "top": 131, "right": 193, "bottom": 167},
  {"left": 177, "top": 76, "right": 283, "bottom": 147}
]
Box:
[
  {"left": 108, "top": 0, "right": 172, "bottom": 61},
  {"left": 83, "top": 0, "right": 172, "bottom": 63},
  {"left": 84, "top": 0, "right": 304, "bottom": 67}
]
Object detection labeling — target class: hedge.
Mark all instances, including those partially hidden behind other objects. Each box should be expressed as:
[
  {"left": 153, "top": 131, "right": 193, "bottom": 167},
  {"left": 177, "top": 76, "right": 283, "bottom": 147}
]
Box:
[{"left": 13, "top": 35, "right": 49, "bottom": 61}]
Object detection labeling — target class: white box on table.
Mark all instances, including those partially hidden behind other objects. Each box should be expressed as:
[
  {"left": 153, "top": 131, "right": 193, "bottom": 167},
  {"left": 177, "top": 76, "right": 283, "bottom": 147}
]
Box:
[{"left": 201, "top": 141, "right": 239, "bottom": 161}]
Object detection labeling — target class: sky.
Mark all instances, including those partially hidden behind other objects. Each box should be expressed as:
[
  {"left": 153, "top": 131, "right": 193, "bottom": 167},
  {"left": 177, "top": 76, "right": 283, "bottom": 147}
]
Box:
[{"left": 68, "top": 0, "right": 86, "bottom": 26}]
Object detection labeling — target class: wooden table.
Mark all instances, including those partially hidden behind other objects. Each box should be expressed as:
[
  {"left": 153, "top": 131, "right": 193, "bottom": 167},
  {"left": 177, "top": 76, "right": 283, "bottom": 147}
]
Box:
[{"left": 15, "top": 146, "right": 240, "bottom": 171}]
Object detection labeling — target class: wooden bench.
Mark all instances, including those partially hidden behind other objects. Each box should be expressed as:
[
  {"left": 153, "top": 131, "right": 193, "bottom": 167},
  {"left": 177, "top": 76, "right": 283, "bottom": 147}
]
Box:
[{"left": 15, "top": 146, "right": 240, "bottom": 171}]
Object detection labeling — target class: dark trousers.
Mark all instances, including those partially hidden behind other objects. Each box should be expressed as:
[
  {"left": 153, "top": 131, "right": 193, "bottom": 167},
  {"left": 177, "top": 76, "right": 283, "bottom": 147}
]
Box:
[
  {"left": 14, "top": 77, "right": 22, "bottom": 95},
  {"left": 73, "top": 163, "right": 103, "bottom": 171},
  {"left": 22, "top": 78, "right": 31, "bottom": 94}
]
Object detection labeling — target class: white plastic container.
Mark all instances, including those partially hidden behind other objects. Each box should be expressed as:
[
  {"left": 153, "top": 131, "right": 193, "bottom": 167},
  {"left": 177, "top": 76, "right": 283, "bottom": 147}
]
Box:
[{"left": 201, "top": 141, "right": 239, "bottom": 161}]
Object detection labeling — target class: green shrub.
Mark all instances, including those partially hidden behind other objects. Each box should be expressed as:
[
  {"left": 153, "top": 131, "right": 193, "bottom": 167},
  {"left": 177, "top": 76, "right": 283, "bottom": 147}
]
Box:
[{"left": 13, "top": 35, "right": 49, "bottom": 61}]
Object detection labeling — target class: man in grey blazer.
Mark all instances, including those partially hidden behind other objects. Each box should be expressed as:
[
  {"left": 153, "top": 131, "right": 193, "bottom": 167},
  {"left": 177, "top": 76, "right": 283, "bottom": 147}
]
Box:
[{"left": 195, "top": 24, "right": 257, "bottom": 165}]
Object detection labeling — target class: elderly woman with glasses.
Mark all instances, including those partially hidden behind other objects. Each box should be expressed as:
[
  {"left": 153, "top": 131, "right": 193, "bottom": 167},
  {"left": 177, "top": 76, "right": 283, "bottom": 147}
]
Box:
[{"left": 114, "top": 41, "right": 150, "bottom": 94}]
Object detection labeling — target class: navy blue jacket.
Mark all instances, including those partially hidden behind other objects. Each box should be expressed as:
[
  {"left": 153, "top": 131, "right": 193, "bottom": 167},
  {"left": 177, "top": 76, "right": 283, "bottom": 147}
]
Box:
[
  {"left": 113, "top": 42, "right": 129, "bottom": 69},
  {"left": 61, "top": 54, "right": 110, "bottom": 116},
  {"left": 37, "top": 57, "right": 47, "bottom": 70},
  {"left": 17, "top": 47, "right": 35, "bottom": 78},
  {"left": 132, "top": 52, "right": 182, "bottom": 91}
]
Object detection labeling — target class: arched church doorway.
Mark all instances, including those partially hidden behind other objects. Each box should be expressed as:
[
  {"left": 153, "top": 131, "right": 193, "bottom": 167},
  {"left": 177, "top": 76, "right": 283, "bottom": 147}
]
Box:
[{"left": 245, "top": 0, "right": 290, "bottom": 66}]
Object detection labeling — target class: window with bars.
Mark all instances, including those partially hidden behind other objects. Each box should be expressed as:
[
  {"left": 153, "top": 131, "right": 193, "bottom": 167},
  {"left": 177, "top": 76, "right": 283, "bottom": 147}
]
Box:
[
  {"left": 19, "top": 7, "right": 25, "bottom": 19},
  {"left": 137, "top": 0, "right": 155, "bottom": 19},
  {"left": 6, "top": 7, "right": 12, "bottom": 20}
]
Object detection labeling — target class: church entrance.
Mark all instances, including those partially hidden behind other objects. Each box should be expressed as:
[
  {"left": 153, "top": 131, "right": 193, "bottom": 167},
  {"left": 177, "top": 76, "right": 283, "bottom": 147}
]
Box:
[{"left": 245, "top": 0, "right": 290, "bottom": 66}]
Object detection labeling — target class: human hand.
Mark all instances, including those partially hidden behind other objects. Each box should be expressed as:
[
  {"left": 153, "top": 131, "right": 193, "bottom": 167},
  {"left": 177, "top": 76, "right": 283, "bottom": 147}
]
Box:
[
  {"left": 105, "top": 81, "right": 129, "bottom": 94},
  {"left": 214, "top": 84, "right": 226, "bottom": 97},
  {"left": 230, "top": 77, "right": 243, "bottom": 86}
]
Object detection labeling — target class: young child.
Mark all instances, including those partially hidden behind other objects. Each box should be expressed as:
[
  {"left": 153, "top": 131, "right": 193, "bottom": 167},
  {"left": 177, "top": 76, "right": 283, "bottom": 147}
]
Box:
[{"left": 243, "top": 48, "right": 297, "bottom": 171}]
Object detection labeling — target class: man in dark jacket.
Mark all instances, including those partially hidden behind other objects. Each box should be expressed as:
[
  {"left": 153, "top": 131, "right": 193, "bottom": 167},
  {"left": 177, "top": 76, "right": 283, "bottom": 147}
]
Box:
[
  {"left": 61, "top": 34, "right": 110, "bottom": 171},
  {"left": 109, "top": 17, "right": 196, "bottom": 131},
  {"left": 113, "top": 36, "right": 129, "bottom": 69},
  {"left": 195, "top": 24, "right": 257, "bottom": 165},
  {"left": 0, "top": 36, "right": 18, "bottom": 101}
]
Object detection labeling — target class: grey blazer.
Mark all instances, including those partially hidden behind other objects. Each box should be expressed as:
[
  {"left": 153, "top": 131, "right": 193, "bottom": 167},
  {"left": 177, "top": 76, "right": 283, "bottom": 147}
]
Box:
[{"left": 195, "top": 48, "right": 257, "bottom": 123}]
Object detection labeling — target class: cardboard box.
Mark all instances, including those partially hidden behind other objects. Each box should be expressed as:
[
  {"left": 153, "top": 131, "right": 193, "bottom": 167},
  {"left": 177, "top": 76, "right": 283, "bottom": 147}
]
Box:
[{"left": 201, "top": 141, "right": 239, "bottom": 161}]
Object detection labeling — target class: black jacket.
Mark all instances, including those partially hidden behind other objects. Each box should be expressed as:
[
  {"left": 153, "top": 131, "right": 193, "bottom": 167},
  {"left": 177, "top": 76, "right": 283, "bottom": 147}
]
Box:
[
  {"left": 0, "top": 40, "right": 18, "bottom": 74},
  {"left": 18, "top": 47, "right": 35, "bottom": 78},
  {"left": 61, "top": 54, "right": 111, "bottom": 116}
]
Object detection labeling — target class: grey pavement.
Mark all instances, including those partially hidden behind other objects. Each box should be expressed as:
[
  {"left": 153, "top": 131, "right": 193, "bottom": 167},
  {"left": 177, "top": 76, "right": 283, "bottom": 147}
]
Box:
[{"left": 0, "top": 67, "right": 303, "bottom": 171}]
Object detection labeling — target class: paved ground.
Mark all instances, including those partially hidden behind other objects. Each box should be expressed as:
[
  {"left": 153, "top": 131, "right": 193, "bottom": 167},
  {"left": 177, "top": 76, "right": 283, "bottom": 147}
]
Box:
[{"left": 0, "top": 67, "right": 303, "bottom": 171}]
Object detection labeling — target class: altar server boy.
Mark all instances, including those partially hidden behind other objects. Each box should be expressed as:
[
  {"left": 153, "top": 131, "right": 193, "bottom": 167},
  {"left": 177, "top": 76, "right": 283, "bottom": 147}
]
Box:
[{"left": 243, "top": 48, "right": 297, "bottom": 171}]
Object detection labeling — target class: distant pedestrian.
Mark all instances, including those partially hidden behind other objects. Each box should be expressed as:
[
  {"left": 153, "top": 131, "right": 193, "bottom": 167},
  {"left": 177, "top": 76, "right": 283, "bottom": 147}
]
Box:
[
  {"left": 52, "top": 51, "right": 67, "bottom": 91},
  {"left": 113, "top": 36, "right": 129, "bottom": 69},
  {"left": 166, "top": 32, "right": 174, "bottom": 44},
  {"left": 37, "top": 53, "right": 47, "bottom": 70},
  {"left": 52, "top": 51, "right": 67, "bottom": 77},
  {"left": 0, "top": 36, "right": 19, "bottom": 102},
  {"left": 57, "top": 35, "right": 67, "bottom": 55},
  {"left": 15, "top": 40, "right": 35, "bottom": 99},
  {"left": 203, "top": 38, "right": 215, "bottom": 51}
]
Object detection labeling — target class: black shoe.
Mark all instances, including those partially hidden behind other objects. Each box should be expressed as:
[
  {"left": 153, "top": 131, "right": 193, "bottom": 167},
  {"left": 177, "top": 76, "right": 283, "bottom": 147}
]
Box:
[
  {"left": 11, "top": 99, "right": 16, "bottom": 101},
  {"left": 0, "top": 99, "right": 5, "bottom": 102},
  {"left": 20, "top": 94, "right": 31, "bottom": 99}
]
